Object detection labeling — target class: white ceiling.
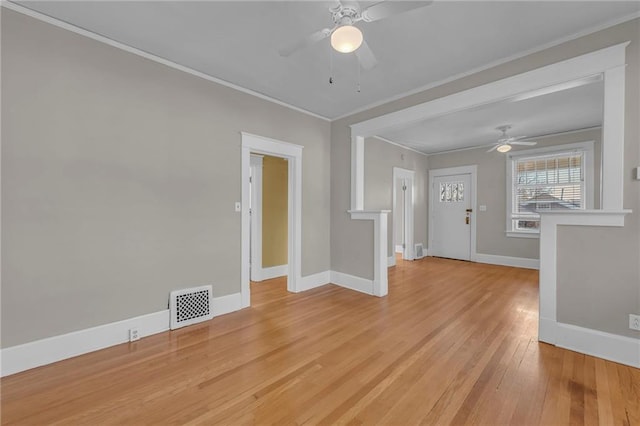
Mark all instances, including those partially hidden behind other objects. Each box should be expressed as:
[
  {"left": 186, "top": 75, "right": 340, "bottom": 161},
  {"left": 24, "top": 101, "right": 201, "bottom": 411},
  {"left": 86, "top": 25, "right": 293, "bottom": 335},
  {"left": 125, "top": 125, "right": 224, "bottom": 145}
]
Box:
[
  {"left": 15, "top": 1, "right": 640, "bottom": 120},
  {"left": 378, "top": 79, "right": 604, "bottom": 154}
]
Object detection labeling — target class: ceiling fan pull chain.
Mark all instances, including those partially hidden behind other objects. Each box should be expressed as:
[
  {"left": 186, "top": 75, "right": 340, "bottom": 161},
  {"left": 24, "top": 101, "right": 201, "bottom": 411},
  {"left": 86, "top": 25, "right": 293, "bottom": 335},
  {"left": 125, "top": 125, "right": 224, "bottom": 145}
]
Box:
[
  {"left": 356, "top": 59, "right": 361, "bottom": 93},
  {"left": 329, "top": 42, "right": 334, "bottom": 85}
]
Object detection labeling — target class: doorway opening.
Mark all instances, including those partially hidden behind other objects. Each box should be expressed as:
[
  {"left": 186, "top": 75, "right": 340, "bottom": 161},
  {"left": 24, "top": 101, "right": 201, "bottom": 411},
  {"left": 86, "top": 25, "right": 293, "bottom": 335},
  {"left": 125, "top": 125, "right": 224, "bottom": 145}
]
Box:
[
  {"left": 392, "top": 167, "right": 415, "bottom": 263},
  {"left": 241, "top": 133, "right": 302, "bottom": 308},
  {"left": 250, "top": 154, "right": 289, "bottom": 283}
]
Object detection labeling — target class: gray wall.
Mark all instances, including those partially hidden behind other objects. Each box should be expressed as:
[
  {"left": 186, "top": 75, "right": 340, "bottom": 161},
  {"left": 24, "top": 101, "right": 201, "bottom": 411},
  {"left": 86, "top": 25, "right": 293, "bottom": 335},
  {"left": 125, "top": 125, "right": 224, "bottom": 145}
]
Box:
[
  {"left": 1, "top": 10, "right": 331, "bottom": 348},
  {"left": 428, "top": 128, "right": 602, "bottom": 260},
  {"left": 364, "top": 137, "right": 429, "bottom": 259},
  {"left": 331, "top": 18, "right": 639, "bottom": 339}
]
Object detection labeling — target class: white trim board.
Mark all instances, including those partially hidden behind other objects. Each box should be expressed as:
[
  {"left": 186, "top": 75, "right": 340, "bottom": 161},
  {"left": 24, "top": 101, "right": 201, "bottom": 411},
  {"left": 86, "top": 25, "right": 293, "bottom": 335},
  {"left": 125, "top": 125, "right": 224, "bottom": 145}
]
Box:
[
  {"left": 1, "top": 2, "right": 330, "bottom": 122},
  {"left": 255, "top": 265, "right": 288, "bottom": 282},
  {"left": 249, "top": 154, "right": 263, "bottom": 282},
  {"left": 0, "top": 292, "right": 243, "bottom": 377},
  {"left": 298, "top": 271, "right": 331, "bottom": 292},
  {"left": 241, "top": 132, "right": 303, "bottom": 307},
  {"left": 330, "top": 271, "right": 375, "bottom": 296},
  {"left": 474, "top": 253, "right": 539, "bottom": 270},
  {"left": 541, "top": 319, "right": 640, "bottom": 368}
]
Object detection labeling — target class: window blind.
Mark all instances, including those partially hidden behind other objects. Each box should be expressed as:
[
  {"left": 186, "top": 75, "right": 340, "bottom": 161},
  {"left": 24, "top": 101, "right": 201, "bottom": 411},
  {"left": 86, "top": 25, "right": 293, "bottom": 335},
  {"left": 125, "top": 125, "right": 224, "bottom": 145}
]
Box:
[{"left": 511, "top": 151, "right": 585, "bottom": 232}]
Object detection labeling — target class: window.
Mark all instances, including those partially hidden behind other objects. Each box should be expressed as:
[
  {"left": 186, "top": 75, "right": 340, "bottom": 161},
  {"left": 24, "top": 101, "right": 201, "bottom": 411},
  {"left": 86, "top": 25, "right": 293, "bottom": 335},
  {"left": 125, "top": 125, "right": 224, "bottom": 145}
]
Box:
[
  {"left": 439, "top": 181, "right": 464, "bottom": 202},
  {"left": 506, "top": 142, "right": 594, "bottom": 237}
]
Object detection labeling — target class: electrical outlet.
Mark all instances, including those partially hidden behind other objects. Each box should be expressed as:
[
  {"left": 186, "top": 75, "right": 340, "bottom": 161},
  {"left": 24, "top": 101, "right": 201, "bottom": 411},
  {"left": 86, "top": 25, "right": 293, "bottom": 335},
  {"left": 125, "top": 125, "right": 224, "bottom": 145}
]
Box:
[
  {"left": 629, "top": 314, "right": 640, "bottom": 331},
  {"left": 129, "top": 327, "right": 140, "bottom": 342}
]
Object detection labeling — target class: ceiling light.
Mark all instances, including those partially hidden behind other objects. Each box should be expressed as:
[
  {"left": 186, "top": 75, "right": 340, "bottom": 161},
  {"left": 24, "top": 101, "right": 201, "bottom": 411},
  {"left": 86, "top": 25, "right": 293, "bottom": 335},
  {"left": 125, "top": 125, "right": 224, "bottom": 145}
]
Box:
[
  {"left": 331, "top": 25, "right": 363, "bottom": 53},
  {"left": 497, "top": 144, "right": 512, "bottom": 153}
]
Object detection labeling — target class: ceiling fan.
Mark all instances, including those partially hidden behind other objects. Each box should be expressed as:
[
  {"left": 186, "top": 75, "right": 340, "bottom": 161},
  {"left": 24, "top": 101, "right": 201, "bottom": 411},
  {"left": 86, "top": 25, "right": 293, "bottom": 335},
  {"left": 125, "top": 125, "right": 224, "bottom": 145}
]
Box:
[
  {"left": 278, "top": 1, "right": 434, "bottom": 71},
  {"left": 487, "top": 125, "right": 537, "bottom": 153}
]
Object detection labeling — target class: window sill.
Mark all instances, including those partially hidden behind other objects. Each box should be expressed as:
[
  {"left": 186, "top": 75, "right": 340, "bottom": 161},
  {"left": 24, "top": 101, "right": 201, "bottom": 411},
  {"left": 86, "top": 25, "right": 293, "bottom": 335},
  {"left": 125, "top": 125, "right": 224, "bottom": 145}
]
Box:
[{"left": 506, "top": 231, "right": 539, "bottom": 239}]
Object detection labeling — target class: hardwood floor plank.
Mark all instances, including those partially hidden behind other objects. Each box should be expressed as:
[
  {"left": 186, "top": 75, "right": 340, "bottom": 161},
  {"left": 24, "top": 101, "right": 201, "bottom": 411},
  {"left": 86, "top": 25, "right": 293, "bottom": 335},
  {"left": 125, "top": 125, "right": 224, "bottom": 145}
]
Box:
[{"left": 2, "top": 257, "right": 638, "bottom": 425}]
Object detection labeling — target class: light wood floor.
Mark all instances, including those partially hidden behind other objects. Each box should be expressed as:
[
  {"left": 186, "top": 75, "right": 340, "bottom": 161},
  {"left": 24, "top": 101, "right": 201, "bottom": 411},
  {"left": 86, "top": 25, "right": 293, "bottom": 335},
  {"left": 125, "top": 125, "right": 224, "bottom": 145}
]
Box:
[{"left": 2, "top": 257, "right": 639, "bottom": 425}]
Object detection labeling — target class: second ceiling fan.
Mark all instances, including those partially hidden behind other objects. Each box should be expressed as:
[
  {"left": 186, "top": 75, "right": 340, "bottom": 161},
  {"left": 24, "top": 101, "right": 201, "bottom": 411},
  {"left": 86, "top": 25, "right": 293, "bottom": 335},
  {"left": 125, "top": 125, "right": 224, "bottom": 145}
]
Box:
[
  {"left": 487, "top": 125, "right": 537, "bottom": 153},
  {"left": 278, "top": 1, "right": 433, "bottom": 71}
]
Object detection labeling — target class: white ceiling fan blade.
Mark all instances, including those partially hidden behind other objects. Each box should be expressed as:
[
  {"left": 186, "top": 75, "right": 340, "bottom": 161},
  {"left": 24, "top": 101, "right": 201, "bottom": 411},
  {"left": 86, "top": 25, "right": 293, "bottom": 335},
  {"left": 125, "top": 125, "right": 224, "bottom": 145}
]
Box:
[
  {"left": 339, "top": 0, "right": 362, "bottom": 12},
  {"left": 278, "top": 27, "right": 333, "bottom": 57},
  {"left": 511, "top": 141, "right": 537, "bottom": 146},
  {"left": 361, "top": 0, "right": 433, "bottom": 23},
  {"left": 487, "top": 145, "right": 499, "bottom": 153},
  {"left": 355, "top": 40, "right": 378, "bottom": 71}
]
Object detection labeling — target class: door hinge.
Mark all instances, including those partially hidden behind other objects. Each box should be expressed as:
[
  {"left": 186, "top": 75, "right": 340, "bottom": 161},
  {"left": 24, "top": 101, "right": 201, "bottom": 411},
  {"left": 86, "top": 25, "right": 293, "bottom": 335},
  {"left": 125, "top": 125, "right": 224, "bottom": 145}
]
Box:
[{"left": 249, "top": 176, "right": 252, "bottom": 183}]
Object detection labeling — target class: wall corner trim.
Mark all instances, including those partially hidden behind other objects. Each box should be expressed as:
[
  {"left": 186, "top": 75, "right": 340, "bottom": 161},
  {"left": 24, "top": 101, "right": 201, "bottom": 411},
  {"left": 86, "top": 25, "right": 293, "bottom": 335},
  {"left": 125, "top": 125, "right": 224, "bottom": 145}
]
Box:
[
  {"left": 540, "top": 320, "right": 640, "bottom": 368},
  {"left": 330, "top": 270, "right": 375, "bottom": 296},
  {"left": 0, "top": 292, "right": 243, "bottom": 377},
  {"left": 297, "top": 271, "right": 331, "bottom": 292}
]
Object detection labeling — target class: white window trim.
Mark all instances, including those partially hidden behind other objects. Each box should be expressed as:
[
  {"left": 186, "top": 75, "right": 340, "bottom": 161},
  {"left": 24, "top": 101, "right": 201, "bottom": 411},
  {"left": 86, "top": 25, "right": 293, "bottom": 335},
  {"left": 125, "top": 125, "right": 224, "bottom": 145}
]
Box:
[{"left": 505, "top": 141, "right": 595, "bottom": 238}]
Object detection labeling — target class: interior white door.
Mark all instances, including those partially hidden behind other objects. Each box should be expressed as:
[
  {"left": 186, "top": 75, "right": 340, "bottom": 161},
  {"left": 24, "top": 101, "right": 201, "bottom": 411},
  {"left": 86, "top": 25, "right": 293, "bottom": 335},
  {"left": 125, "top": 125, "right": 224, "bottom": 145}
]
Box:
[{"left": 431, "top": 173, "right": 472, "bottom": 260}]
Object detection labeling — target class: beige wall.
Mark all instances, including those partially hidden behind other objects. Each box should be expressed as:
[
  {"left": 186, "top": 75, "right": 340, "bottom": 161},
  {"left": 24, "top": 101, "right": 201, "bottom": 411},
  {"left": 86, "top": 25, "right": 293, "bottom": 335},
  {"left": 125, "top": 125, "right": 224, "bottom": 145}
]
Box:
[
  {"left": 428, "top": 128, "right": 602, "bottom": 260},
  {"left": 1, "top": 10, "right": 331, "bottom": 348},
  {"left": 331, "top": 18, "right": 639, "bottom": 339},
  {"left": 261, "top": 156, "right": 288, "bottom": 268},
  {"left": 364, "top": 137, "right": 429, "bottom": 259}
]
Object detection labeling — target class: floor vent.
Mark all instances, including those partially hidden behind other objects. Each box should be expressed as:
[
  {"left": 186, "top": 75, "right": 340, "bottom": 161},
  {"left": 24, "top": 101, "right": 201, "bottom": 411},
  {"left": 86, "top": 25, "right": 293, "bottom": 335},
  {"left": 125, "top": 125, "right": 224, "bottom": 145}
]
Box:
[
  {"left": 170, "top": 285, "right": 213, "bottom": 330},
  {"left": 415, "top": 244, "right": 424, "bottom": 259}
]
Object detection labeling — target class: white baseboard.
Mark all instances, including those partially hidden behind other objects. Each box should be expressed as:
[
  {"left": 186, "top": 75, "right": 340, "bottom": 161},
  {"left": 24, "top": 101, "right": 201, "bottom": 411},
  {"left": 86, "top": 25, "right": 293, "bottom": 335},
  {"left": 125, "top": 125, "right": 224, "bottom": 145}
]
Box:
[
  {"left": 0, "top": 292, "right": 243, "bottom": 377},
  {"left": 212, "top": 292, "right": 243, "bottom": 317},
  {"left": 475, "top": 253, "right": 539, "bottom": 270},
  {"left": 0, "top": 310, "right": 169, "bottom": 377},
  {"left": 298, "top": 271, "right": 331, "bottom": 292},
  {"left": 541, "top": 320, "right": 640, "bottom": 368},
  {"left": 254, "top": 264, "right": 288, "bottom": 281},
  {"left": 330, "top": 271, "right": 374, "bottom": 295},
  {"left": 395, "top": 245, "right": 403, "bottom": 253},
  {"left": 388, "top": 255, "right": 396, "bottom": 267}
]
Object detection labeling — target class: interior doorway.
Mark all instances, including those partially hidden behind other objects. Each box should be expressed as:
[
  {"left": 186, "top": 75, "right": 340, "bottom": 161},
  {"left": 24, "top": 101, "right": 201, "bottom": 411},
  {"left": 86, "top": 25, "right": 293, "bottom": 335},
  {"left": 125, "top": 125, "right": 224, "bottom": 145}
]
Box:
[
  {"left": 250, "top": 154, "right": 289, "bottom": 282},
  {"left": 429, "top": 165, "right": 477, "bottom": 261},
  {"left": 392, "top": 167, "right": 415, "bottom": 261},
  {"left": 241, "top": 133, "right": 302, "bottom": 308}
]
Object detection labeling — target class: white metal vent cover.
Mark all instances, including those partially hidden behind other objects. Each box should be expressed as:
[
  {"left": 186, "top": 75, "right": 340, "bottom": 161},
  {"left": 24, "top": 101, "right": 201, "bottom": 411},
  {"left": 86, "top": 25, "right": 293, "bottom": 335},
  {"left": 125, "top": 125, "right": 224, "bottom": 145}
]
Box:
[
  {"left": 415, "top": 244, "right": 424, "bottom": 259},
  {"left": 170, "top": 285, "right": 213, "bottom": 330}
]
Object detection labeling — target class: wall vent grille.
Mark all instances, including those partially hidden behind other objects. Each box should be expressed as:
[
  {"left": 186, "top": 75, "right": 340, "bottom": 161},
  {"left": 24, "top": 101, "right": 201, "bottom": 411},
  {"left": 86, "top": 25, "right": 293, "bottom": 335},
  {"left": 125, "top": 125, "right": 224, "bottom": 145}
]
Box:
[
  {"left": 415, "top": 244, "right": 424, "bottom": 259},
  {"left": 170, "top": 285, "right": 213, "bottom": 330}
]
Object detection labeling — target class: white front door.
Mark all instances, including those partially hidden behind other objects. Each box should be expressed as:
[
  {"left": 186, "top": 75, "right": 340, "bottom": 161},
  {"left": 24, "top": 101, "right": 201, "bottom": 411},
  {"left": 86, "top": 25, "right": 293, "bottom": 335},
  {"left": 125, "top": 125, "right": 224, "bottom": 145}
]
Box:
[{"left": 431, "top": 173, "right": 472, "bottom": 261}]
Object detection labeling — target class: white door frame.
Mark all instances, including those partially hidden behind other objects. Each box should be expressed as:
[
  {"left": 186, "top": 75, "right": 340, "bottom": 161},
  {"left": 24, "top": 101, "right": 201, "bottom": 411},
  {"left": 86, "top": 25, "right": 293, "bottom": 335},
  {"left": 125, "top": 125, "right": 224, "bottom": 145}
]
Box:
[
  {"left": 428, "top": 165, "right": 477, "bottom": 261},
  {"left": 392, "top": 167, "right": 415, "bottom": 261},
  {"left": 249, "top": 154, "right": 263, "bottom": 282},
  {"left": 241, "top": 132, "right": 303, "bottom": 308}
]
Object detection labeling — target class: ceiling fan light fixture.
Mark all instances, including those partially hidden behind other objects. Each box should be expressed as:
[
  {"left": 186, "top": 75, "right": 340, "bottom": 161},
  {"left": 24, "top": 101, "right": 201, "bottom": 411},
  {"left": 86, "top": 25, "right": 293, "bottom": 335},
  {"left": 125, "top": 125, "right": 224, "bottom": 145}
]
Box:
[
  {"left": 497, "top": 143, "right": 512, "bottom": 153},
  {"left": 331, "top": 25, "right": 363, "bottom": 53}
]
